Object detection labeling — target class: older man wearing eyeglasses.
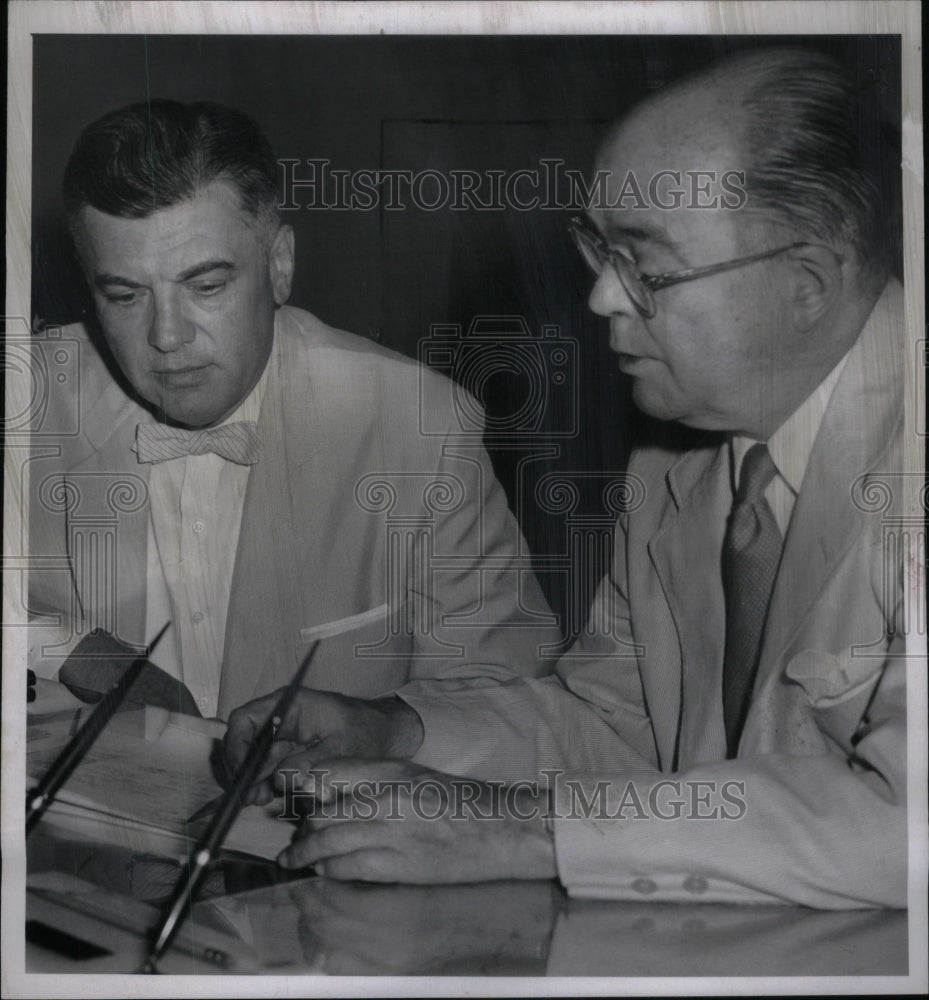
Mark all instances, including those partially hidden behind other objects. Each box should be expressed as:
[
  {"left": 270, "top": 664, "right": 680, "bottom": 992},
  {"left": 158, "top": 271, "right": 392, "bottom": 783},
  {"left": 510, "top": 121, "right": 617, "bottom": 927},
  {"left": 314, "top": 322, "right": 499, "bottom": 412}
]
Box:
[{"left": 225, "top": 48, "right": 909, "bottom": 909}]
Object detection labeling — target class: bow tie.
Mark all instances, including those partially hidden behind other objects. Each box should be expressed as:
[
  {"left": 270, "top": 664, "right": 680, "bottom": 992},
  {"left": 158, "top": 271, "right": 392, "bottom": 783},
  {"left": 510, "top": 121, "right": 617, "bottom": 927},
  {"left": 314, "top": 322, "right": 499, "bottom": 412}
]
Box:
[{"left": 133, "top": 421, "right": 261, "bottom": 466}]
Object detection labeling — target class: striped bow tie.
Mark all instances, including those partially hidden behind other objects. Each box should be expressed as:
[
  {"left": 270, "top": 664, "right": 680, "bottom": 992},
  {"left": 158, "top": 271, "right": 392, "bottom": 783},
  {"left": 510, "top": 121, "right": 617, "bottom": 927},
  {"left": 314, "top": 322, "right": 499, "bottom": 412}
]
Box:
[{"left": 134, "top": 421, "right": 261, "bottom": 466}]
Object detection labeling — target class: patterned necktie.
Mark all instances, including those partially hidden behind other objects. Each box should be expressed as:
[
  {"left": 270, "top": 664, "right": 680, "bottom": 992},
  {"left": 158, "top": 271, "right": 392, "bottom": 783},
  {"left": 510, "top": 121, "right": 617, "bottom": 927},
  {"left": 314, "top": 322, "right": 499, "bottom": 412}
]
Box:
[
  {"left": 722, "top": 442, "right": 783, "bottom": 758},
  {"left": 134, "top": 421, "right": 261, "bottom": 466}
]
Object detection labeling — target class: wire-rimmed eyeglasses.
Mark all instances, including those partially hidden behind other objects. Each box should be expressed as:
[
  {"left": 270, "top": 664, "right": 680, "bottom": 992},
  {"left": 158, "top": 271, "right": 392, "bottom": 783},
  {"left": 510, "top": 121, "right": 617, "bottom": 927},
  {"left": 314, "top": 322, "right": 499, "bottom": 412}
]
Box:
[{"left": 568, "top": 216, "right": 806, "bottom": 319}]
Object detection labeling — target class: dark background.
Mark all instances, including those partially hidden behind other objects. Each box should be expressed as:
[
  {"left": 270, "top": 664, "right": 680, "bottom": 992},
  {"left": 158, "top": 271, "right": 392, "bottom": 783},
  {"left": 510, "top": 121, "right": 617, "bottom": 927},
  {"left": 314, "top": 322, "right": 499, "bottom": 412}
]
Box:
[{"left": 31, "top": 34, "right": 902, "bottom": 634}]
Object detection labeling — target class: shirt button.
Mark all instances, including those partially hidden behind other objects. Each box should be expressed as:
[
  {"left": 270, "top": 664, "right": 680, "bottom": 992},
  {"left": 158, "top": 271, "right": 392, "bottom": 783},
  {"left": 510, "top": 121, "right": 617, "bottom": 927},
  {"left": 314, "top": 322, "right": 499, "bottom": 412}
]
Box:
[
  {"left": 191, "top": 610, "right": 204, "bottom": 624},
  {"left": 193, "top": 520, "right": 204, "bottom": 533},
  {"left": 683, "top": 875, "right": 708, "bottom": 894},
  {"left": 632, "top": 877, "right": 657, "bottom": 895},
  {"left": 198, "top": 697, "right": 208, "bottom": 709}
]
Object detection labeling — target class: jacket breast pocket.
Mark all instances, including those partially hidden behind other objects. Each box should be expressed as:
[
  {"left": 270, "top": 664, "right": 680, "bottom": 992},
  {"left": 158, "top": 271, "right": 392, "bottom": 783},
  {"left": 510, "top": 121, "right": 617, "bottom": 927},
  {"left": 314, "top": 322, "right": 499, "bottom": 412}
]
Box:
[
  {"left": 784, "top": 648, "right": 887, "bottom": 751},
  {"left": 784, "top": 648, "right": 885, "bottom": 709},
  {"left": 298, "top": 603, "right": 413, "bottom": 697}
]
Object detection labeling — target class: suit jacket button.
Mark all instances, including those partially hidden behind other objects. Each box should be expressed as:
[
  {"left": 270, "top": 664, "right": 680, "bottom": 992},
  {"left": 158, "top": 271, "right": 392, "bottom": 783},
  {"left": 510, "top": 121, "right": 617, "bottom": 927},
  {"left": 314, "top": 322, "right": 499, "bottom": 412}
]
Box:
[
  {"left": 632, "top": 877, "right": 657, "bottom": 895},
  {"left": 683, "top": 875, "right": 708, "bottom": 894}
]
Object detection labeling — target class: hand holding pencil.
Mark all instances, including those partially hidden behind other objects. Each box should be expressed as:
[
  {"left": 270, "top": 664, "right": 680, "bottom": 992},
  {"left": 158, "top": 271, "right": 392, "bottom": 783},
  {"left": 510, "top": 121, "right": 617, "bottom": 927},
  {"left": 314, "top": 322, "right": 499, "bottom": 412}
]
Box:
[{"left": 221, "top": 688, "right": 426, "bottom": 807}]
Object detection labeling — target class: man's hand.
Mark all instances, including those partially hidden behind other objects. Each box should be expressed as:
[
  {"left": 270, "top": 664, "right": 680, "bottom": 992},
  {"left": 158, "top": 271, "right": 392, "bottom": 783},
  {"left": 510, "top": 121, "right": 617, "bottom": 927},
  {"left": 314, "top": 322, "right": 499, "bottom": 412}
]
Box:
[
  {"left": 278, "top": 758, "right": 557, "bottom": 884},
  {"left": 223, "top": 689, "right": 425, "bottom": 804}
]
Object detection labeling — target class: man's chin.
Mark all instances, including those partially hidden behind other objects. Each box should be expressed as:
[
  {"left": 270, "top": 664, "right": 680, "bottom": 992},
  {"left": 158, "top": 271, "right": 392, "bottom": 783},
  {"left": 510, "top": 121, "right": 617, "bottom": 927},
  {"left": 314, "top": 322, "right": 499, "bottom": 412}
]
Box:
[
  {"left": 144, "top": 396, "right": 231, "bottom": 430},
  {"left": 630, "top": 381, "right": 678, "bottom": 423},
  {"left": 630, "top": 384, "right": 715, "bottom": 431},
  {"left": 632, "top": 392, "right": 732, "bottom": 436}
]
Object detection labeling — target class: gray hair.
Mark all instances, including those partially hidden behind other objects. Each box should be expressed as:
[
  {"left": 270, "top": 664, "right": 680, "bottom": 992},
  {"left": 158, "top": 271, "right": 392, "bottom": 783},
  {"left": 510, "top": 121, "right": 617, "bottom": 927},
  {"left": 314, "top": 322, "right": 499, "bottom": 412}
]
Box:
[{"left": 715, "top": 49, "right": 888, "bottom": 288}]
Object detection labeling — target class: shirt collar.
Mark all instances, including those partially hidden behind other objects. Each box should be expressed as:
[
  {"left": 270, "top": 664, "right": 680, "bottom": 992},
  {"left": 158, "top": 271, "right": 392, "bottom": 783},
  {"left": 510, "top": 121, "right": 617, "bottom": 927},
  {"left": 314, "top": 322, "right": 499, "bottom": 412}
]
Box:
[{"left": 731, "top": 348, "right": 850, "bottom": 495}]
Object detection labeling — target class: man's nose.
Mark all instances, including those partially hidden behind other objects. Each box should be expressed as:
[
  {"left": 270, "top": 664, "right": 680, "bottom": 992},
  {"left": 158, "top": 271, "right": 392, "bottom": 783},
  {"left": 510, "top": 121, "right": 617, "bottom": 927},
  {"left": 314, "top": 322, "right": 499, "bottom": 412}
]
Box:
[
  {"left": 587, "top": 265, "right": 638, "bottom": 319},
  {"left": 148, "top": 294, "right": 195, "bottom": 352}
]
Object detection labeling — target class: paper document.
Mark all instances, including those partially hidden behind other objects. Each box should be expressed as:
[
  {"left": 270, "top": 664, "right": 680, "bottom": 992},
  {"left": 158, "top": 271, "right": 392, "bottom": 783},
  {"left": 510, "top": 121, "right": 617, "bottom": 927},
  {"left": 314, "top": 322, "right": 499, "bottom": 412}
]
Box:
[{"left": 27, "top": 704, "right": 295, "bottom": 861}]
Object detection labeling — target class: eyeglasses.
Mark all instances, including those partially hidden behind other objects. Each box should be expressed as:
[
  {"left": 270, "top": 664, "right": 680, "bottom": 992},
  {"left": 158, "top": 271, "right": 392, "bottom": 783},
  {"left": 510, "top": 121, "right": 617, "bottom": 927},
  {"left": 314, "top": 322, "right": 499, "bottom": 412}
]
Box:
[{"left": 568, "top": 216, "right": 806, "bottom": 319}]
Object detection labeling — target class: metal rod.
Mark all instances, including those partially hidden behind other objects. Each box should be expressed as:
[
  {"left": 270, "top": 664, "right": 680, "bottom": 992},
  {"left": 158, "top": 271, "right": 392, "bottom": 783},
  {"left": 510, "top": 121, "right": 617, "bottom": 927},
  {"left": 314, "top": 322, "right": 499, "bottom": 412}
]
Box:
[
  {"left": 141, "top": 640, "right": 320, "bottom": 972},
  {"left": 26, "top": 622, "right": 171, "bottom": 837}
]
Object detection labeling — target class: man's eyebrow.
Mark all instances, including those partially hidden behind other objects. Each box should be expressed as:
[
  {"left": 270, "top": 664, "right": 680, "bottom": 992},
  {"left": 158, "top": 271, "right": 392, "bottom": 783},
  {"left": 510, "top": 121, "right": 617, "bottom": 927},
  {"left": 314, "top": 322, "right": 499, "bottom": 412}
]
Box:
[
  {"left": 601, "top": 223, "right": 677, "bottom": 251},
  {"left": 94, "top": 273, "right": 142, "bottom": 289},
  {"left": 93, "top": 261, "right": 237, "bottom": 290},
  {"left": 176, "top": 260, "right": 236, "bottom": 282}
]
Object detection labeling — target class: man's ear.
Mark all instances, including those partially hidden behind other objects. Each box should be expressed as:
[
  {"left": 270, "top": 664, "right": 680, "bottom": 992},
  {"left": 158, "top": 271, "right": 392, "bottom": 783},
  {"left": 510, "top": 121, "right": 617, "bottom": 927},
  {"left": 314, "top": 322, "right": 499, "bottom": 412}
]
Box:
[
  {"left": 786, "top": 244, "right": 844, "bottom": 331},
  {"left": 269, "top": 224, "right": 295, "bottom": 306}
]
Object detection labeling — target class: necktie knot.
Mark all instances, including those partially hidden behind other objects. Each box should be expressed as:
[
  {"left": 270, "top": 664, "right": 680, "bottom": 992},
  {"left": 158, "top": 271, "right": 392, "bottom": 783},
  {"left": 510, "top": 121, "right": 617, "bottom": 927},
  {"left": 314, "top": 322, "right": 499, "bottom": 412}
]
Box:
[
  {"left": 134, "top": 421, "right": 261, "bottom": 466},
  {"left": 736, "top": 442, "right": 778, "bottom": 505}
]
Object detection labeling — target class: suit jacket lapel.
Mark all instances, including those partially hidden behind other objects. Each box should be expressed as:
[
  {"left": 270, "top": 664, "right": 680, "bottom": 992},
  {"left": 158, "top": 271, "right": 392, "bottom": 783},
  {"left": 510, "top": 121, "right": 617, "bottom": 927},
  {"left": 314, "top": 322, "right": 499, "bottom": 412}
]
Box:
[
  {"left": 755, "top": 281, "right": 905, "bottom": 689},
  {"left": 66, "top": 405, "right": 150, "bottom": 649},
  {"left": 646, "top": 442, "right": 730, "bottom": 768},
  {"left": 218, "top": 316, "right": 314, "bottom": 716}
]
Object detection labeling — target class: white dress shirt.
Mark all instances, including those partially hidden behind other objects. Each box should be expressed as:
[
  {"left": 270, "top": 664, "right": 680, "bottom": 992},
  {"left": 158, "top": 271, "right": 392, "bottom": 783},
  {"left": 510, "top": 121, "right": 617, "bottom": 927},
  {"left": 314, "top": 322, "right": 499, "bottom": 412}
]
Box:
[
  {"left": 730, "top": 351, "right": 850, "bottom": 536},
  {"left": 143, "top": 343, "right": 273, "bottom": 718}
]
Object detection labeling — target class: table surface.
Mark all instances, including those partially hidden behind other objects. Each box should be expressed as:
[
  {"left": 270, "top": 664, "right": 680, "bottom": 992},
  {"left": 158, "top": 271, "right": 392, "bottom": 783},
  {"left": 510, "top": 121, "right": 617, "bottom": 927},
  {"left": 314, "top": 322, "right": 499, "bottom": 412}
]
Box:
[
  {"left": 25, "top": 827, "right": 908, "bottom": 977},
  {"left": 23, "top": 686, "right": 909, "bottom": 978}
]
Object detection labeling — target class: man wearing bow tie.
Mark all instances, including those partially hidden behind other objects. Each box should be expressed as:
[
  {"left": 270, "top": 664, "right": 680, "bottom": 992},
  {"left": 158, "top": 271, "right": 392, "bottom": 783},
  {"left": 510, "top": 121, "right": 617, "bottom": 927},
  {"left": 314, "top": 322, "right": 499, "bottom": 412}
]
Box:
[{"left": 28, "top": 100, "right": 558, "bottom": 719}]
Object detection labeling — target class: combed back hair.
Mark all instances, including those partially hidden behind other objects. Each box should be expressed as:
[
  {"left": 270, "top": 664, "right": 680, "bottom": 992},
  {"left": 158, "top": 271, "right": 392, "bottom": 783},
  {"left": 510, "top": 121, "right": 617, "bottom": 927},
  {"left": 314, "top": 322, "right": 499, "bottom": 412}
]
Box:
[
  {"left": 711, "top": 49, "right": 888, "bottom": 289},
  {"left": 63, "top": 99, "right": 280, "bottom": 237}
]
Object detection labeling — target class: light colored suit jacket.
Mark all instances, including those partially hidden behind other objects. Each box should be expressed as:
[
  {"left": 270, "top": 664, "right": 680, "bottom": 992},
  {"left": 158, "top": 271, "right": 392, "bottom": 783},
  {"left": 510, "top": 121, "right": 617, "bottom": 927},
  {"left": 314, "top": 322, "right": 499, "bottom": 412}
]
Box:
[
  {"left": 402, "top": 280, "right": 910, "bottom": 908},
  {"left": 27, "top": 305, "right": 559, "bottom": 717}
]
